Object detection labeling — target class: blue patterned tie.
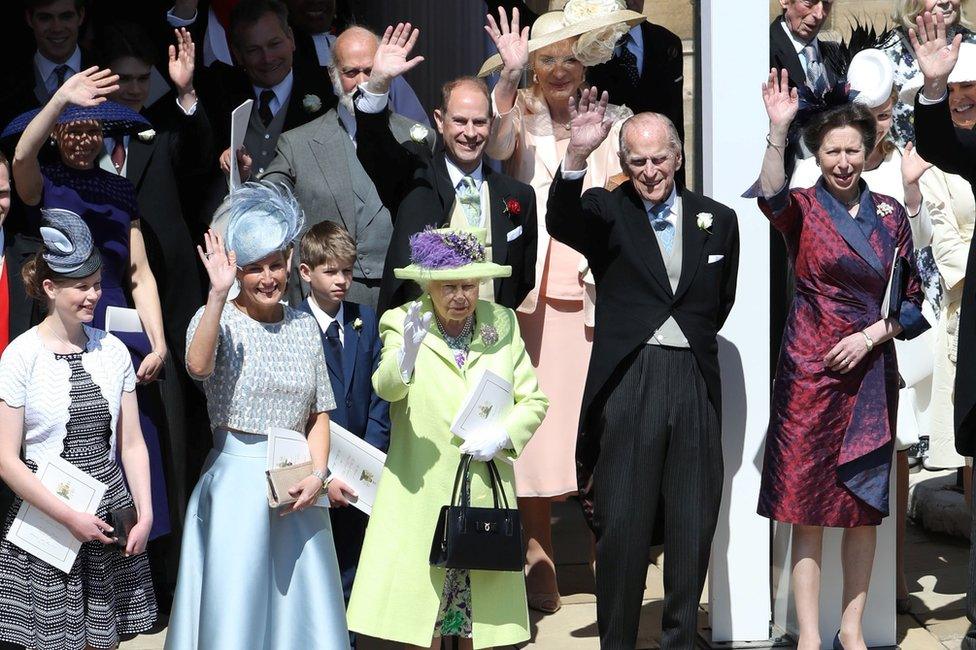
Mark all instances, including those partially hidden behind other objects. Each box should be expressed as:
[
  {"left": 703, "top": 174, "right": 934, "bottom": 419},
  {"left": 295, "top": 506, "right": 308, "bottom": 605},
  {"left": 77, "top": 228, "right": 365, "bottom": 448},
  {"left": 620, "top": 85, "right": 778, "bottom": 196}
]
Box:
[
  {"left": 649, "top": 203, "right": 674, "bottom": 254},
  {"left": 616, "top": 34, "right": 640, "bottom": 86}
]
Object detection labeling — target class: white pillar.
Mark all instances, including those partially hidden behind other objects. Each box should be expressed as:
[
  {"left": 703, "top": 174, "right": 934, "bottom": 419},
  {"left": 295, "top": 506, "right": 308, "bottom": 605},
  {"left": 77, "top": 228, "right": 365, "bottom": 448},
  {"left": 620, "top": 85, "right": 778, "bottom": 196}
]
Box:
[
  {"left": 698, "top": 3, "right": 898, "bottom": 646},
  {"left": 700, "top": 0, "right": 773, "bottom": 642}
]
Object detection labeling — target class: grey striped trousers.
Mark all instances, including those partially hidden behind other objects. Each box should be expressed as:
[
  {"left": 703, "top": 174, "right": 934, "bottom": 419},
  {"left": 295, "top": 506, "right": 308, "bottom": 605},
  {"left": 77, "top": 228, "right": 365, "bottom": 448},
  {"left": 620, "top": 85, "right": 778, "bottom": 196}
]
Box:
[{"left": 591, "top": 344, "right": 723, "bottom": 649}]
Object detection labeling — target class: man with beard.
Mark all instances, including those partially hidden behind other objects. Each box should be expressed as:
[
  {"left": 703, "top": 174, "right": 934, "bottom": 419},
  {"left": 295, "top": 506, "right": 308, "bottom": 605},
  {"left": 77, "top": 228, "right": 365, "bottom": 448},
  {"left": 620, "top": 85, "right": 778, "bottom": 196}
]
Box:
[
  {"left": 288, "top": 0, "right": 429, "bottom": 125},
  {"left": 326, "top": 26, "right": 431, "bottom": 138},
  {"left": 253, "top": 23, "right": 434, "bottom": 307},
  {"left": 770, "top": 0, "right": 839, "bottom": 92}
]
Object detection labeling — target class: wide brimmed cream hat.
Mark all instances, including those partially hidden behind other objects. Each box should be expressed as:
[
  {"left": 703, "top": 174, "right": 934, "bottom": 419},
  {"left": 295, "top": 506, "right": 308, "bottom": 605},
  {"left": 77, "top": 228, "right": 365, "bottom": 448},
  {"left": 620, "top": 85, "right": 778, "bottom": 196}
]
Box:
[
  {"left": 395, "top": 228, "right": 511, "bottom": 282},
  {"left": 478, "top": 0, "right": 645, "bottom": 77},
  {"left": 900, "top": 42, "right": 976, "bottom": 105}
]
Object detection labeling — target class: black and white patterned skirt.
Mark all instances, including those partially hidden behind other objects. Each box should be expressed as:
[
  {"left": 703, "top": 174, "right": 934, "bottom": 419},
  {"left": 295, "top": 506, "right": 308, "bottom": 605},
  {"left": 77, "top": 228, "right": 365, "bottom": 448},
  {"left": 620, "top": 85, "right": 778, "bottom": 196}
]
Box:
[{"left": 0, "top": 352, "right": 157, "bottom": 650}]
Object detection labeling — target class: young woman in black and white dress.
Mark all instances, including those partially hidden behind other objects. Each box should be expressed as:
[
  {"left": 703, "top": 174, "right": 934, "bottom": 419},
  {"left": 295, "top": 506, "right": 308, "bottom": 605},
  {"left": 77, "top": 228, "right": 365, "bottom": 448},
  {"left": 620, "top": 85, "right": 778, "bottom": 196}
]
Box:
[{"left": 0, "top": 208, "right": 157, "bottom": 649}]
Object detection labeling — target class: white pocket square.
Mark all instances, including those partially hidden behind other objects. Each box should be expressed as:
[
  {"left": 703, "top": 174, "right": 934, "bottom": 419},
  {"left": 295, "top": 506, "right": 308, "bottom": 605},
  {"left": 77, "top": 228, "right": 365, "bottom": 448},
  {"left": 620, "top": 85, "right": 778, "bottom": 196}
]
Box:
[
  {"left": 707, "top": 254, "right": 724, "bottom": 264},
  {"left": 506, "top": 226, "right": 523, "bottom": 242}
]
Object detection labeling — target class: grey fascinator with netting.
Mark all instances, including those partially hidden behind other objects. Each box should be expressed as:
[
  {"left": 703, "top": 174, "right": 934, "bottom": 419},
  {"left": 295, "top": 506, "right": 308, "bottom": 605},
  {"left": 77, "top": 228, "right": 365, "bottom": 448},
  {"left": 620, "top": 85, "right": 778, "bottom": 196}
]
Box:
[{"left": 39, "top": 208, "right": 102, "bottom": 278}]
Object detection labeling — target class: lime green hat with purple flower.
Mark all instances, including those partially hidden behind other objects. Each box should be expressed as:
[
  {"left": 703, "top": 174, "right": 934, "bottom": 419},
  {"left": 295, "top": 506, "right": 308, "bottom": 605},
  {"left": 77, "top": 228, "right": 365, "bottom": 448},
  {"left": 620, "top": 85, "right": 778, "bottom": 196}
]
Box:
[{"left": 394, "top": 227, "right": 511, "bottom": 282}]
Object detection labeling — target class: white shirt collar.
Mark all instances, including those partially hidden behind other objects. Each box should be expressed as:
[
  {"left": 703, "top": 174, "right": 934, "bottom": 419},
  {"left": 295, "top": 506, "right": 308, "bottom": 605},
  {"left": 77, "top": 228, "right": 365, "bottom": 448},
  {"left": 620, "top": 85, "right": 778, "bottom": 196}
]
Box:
[
  {"left": 307, "top": 295, "right": 344, "bottom": 344},
  {"left": 311, "top": 32, "right": 336, "bottom": 66},
  {"left": 445, "top": 156, "right": 484, "bottom": 190},
  {"left": 780, "top": 18, "right": 819, "bottom": 54},
  {"left": 642, "top": 184, "right": 678, "bottom": 223},
  {"left": 103, "top": 134, "right": 130, "bottom": 149},
  {"left": 252, "top": 69, "right": 295, "bottom": 116},
  {"left": 35, "top": 47, "right": 81, "bottom": 88}
]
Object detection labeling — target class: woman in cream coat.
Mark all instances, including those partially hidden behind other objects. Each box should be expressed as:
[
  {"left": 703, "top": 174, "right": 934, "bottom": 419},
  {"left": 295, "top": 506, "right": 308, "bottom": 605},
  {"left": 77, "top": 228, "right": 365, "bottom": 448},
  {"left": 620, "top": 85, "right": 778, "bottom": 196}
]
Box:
[
  {"left": 347, "top": 228, "right": 548, "bottom": 649},
  {"left": 914, "top": 44, "right": 976, "bottom": 473},
  {"left": 924, "top": 168, "right": 973, "bottom": 471},
  {"left": 481, "top": 3, "right": 641, "bottom": 613}
]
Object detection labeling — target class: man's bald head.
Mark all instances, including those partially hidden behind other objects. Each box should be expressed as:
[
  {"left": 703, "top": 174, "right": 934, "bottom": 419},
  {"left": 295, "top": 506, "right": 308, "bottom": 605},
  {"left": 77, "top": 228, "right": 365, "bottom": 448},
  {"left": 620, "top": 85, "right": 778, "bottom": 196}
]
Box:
[
  {"left": 619, "top": 113, "right": 682, "bottom": 161},
  {"left": 618, "top": 112, "right": 683, "bottom": 203},
  {"left": 333, "top": 26, "right": 379, "bottom": 68},
  {"left": 330, "top": 26, "right": 380, "bottom": 97}
]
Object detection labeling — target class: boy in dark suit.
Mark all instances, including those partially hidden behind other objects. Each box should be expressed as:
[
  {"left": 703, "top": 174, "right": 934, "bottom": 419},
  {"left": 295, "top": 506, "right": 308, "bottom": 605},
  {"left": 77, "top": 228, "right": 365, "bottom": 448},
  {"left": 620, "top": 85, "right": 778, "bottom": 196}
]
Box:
[{"left": 296, "top": 221, "right": 389, "bottom": 645}]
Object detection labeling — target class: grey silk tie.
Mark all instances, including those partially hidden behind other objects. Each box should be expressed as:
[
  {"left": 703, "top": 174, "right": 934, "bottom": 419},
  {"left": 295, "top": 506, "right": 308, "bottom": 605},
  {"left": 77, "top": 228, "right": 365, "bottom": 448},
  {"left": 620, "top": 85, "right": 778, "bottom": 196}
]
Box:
[{"left": 802, "top": 44, "right": 826, "bottom": 91}]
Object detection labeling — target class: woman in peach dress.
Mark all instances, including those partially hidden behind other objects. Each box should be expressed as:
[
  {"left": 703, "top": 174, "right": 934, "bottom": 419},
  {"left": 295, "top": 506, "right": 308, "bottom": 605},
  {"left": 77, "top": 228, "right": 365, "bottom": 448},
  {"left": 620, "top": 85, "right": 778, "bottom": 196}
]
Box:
[{"left": 483, "top": 3, "right": 643, "bottom": 613}]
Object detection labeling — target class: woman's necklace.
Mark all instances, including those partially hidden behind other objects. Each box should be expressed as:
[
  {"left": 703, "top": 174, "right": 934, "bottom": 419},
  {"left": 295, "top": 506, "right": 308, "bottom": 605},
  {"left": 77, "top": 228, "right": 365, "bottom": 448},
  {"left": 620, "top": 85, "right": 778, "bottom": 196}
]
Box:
[
  {"left": 43, "top": 322, "right": 84, "bottom": 353},
  {"left": 435, "top": 314, "right": 475, "bottom": 368}
]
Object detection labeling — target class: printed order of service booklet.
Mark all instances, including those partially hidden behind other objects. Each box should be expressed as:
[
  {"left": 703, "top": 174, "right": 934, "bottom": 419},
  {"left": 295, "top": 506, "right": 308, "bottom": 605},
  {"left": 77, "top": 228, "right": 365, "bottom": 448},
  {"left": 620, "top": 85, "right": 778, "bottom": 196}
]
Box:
[
  {"left": 450, "top": 369, "right": 513, "bottom": 442},
  {"left": 6, "top": 456, "right": 107, "bottom": 573},
  {"left": 267, "top": 424, "right": 386, "bottom": 515}
]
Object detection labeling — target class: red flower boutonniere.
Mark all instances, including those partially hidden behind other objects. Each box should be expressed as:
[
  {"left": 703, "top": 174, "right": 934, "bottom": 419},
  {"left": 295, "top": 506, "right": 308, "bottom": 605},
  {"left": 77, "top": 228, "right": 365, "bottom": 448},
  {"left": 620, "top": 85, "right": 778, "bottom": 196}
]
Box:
[{"left": 503, "top": 197, "right": 521, "bottom": 220}]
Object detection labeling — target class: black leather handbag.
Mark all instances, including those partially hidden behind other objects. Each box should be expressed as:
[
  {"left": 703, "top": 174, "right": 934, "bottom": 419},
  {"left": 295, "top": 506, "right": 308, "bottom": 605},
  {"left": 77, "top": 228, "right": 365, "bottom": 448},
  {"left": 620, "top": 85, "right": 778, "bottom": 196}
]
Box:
[{"left": 429, "top": 455, "right": 523, "bottom": 572}]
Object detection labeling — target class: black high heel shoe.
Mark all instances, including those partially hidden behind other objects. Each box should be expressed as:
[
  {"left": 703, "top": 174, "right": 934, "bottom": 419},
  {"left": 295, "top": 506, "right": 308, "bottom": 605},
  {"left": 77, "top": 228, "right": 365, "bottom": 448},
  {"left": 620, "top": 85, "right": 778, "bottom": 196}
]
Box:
[{"left": 833, "top": 631, "right": 845, "bottom": 650}]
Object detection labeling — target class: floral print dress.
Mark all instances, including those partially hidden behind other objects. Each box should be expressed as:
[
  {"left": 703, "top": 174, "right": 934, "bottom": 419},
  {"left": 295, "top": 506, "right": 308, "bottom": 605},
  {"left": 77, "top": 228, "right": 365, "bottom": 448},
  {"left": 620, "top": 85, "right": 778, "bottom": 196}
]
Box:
[
  {"left": 433, "top": 320, "right": 476, "bottom": 639},
  {"left": 880, "top": 26, "right": 976, "bottom": 312}
]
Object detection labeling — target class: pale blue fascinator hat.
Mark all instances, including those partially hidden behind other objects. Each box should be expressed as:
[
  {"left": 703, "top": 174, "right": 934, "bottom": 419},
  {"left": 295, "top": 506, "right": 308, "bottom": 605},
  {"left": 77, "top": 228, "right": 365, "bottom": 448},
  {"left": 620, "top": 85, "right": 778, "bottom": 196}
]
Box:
[{"left": 211, "top": 182, "right": 305, "bottom": 266}]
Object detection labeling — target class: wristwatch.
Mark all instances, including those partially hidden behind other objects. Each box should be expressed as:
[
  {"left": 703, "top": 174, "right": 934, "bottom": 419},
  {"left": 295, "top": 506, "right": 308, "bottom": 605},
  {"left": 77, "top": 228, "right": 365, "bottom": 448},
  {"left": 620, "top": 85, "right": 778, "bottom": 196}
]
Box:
[
  {"left": 860, "top": 330, "right": 874, "bottom": 352},
  {"left": 312, "top": 468, "right": 329, "bottom": 489}
]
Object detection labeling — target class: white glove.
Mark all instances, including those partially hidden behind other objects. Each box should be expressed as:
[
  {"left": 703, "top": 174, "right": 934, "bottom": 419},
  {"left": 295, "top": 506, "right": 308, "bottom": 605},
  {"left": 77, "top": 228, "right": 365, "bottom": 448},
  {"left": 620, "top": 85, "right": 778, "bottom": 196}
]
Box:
[
  {"left": 459, "top": 428, "right": 512, "bottom": 462},
  {"left": 397, "top": 301, "right": 432, "bottom": 382}
]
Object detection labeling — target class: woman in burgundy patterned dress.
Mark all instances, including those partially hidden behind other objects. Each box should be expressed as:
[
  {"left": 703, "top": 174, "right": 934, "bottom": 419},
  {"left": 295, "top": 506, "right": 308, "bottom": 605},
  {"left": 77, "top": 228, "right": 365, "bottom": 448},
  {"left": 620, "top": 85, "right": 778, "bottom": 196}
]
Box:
[{"left": 753, "top": 70, "right": 929, "bottom": 650}]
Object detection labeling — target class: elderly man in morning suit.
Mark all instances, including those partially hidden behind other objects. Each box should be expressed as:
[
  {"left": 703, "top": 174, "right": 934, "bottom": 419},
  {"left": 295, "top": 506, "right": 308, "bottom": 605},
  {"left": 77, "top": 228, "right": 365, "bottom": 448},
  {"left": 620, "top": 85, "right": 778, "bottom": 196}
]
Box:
[
  {"left": 255, "top": 25, "right": 435, "bottom": 308},
  {"left": 547, "top": 91, "right": 738, "bottom": 648}
]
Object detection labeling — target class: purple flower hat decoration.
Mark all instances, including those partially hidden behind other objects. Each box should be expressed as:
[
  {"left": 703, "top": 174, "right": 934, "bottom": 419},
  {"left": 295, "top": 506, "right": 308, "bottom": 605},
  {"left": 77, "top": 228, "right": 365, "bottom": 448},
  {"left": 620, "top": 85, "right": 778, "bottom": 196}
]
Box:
[{"left": 394, "top": 227, "right": 512, "bottom": 282}]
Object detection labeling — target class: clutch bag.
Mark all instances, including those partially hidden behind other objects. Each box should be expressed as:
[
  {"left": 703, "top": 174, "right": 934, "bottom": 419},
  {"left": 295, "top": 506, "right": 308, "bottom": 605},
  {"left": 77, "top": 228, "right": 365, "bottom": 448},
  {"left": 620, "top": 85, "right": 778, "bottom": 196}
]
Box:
[
  {"left": 106, "top": 505, "right": 137, "bottom": 548},
  {"left": 265, "top": 461, "right": 313, "bottom": 508},
  {"left": 882, "top": 253, "right": 909, "bottom": 320}
]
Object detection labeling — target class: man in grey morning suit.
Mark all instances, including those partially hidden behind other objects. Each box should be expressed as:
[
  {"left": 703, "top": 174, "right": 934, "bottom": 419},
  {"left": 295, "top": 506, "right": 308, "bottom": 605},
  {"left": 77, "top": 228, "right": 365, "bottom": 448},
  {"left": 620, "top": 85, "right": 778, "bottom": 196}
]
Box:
[
  {"left": 257, "top": 26, "right": 435, "bottom": 308},
  {"left": 546, "top": 91, "right": 739, "bottom": 649}
]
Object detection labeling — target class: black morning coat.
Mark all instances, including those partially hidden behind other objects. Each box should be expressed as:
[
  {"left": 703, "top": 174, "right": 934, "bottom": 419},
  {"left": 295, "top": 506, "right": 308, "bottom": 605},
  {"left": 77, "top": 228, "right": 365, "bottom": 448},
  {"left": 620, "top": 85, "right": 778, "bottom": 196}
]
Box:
[
  {"left": 546, "top": 168, "right": 739, "bottom": 519},
  {"left": 914, "top": 94, "right": 976, "bottom": 456},
  {"left": 353, "top": 105, "right": 538, "bottom": 315}
]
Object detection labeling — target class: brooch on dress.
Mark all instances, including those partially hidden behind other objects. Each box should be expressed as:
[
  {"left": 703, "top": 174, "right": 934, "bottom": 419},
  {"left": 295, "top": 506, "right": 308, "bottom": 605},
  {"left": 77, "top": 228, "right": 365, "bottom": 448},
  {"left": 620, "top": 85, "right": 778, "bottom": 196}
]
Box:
[{"left": 480, "top": 323, "right": 498, "bottom": 347}]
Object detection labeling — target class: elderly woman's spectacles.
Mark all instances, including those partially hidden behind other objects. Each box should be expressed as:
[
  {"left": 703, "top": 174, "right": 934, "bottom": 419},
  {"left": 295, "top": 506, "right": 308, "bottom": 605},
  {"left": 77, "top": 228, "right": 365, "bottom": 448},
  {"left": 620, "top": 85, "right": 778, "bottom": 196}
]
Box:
[{"left": 536, "top": 55, "right": 580, "bottom": 71}]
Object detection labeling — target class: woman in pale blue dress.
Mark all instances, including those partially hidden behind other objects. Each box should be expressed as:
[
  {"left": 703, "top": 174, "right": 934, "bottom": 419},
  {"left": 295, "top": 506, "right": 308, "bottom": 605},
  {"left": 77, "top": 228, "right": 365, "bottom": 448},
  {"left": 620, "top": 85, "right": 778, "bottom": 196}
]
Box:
[{"left": 165, "top": 183, "right": 348, "bottom": 650}]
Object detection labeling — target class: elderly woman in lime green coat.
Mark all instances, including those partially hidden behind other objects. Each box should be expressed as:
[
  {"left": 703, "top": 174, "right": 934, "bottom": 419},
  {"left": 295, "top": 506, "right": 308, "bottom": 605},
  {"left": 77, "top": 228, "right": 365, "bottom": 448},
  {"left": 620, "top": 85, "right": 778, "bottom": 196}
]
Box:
[{"left": 347, "top": 229, "right": 548, "bottom": 650}]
